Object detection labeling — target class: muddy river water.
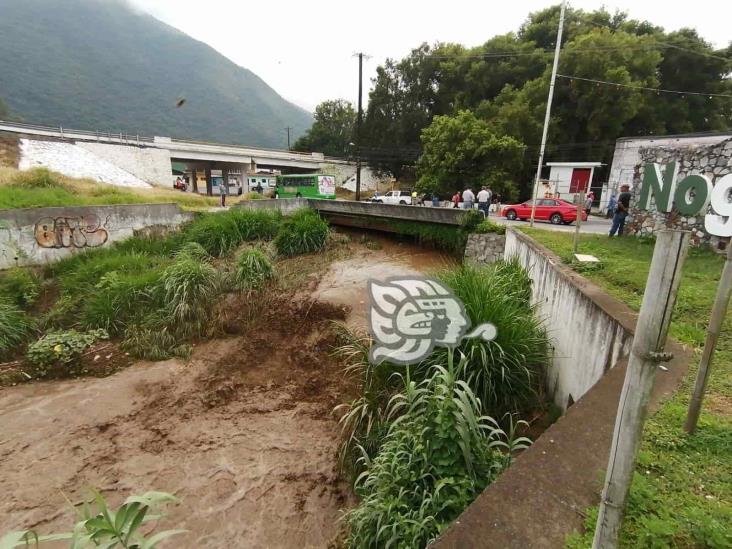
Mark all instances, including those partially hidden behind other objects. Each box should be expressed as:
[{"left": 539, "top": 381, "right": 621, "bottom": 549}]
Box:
[{"left": 0, "top": 233, "right": 451, "bottom": 548}]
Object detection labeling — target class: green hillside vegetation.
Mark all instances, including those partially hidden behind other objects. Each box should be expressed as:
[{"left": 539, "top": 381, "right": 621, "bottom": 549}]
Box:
[
  {"left": 0, "top": 167, "right": 248, "bottom": 210},
  {"left": 0, "top": 0, "right": 312, "bottom": 148}
]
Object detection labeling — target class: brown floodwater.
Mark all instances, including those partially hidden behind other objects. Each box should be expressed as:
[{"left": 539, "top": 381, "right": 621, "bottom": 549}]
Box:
[
  {"left": 314, "top": 230, "right": 456, "bottom": 329},
  {"left": 0, "top": 231, "right": 451, "bottom": 549}
]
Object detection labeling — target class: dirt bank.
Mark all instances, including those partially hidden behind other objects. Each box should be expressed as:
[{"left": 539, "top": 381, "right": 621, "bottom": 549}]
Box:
[
  {"left": 0, "top": 234, "right": 450, "bottom": 547},
  {"left": 0, "top": 297, "right": 352, "bottom": 548}
]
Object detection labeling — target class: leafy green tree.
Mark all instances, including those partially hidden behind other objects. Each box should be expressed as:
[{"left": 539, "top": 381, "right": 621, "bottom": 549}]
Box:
[
  {"left": 416, "top": 110, "right": 525, "bottom": 198},
  {"left": 292, "top": 99, "right": 356, "bottom": 157}
]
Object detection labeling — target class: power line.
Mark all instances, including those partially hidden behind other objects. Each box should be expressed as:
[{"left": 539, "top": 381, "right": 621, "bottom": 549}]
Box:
[{"left": 557, "top": 73, "right": 732, "bottom": 98}]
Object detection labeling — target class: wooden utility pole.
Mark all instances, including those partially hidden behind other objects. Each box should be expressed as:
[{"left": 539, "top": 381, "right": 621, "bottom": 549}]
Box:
[
  {"left": 530, "top": 1, "right": 565, "bottom": 227},
  {"left": 684, "top": 241, "right": 732, "bottom": 433},
  {"left": 573, "top": 193, "right": 583, "bottom": 254},
  {"left": 593, "top": 230, "right": 690, "bottom": 548},
  {"left": 355, "top": 52, "right": 364, "bottom": 202},
  {"left": 205, "top": 163, "right": 213, "bottom": 196}
]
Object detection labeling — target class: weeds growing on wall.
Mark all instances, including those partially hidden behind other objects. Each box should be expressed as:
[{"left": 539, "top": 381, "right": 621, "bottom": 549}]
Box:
[
  {"left": 389, "top": 220, "right": 464, "bottom": 254},
  {"left": 274, "top": 208, "right": 329, "bottom": 256},
  {"left": 345, "top": 354, "right": 530, "bottom": 548}
]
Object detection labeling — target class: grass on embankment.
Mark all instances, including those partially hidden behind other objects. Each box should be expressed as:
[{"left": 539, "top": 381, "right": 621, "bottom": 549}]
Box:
[
  {"left": 519, "top": 229, "right": 731, "bottom": 548},
  {"left": 0, "top": 167, "right": 249, "bottom": 211}
]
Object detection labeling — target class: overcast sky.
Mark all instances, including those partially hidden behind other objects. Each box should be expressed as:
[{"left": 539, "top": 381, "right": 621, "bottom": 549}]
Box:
[{"left": 129, "top": 0, "right": 730, "bottom": 112}]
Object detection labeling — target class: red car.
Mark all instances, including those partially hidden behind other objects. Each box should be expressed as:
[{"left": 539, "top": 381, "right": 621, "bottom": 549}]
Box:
[{"left": 500, "top": 198, "right": 587, "bottom": 225}]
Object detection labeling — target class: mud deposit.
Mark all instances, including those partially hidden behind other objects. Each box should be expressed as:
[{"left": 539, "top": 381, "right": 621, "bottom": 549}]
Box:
[
  {"left": 0, "top": 298, "right": 352, "bottom": 548},
  {"left": 0, "top": 236, "right": 449, "bottom": 547}
]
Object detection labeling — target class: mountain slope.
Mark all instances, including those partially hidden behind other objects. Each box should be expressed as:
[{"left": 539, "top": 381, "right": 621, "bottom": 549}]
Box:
[{"left": 0, "top": 0, "right": 312, "bottom": 148}]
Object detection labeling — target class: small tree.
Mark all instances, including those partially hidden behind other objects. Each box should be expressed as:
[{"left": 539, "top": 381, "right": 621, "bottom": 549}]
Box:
[
  {"left": 292, "top": 99, "right": 356, "bottom": 157},
  {"left": 416, "top": 110, "right": 525, "bottom": 197}
]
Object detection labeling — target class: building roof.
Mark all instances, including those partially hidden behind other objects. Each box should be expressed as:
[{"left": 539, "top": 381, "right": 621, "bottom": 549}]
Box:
[
  {"left": 615, "top": 131, "right": 732, "bottom": 143},
  {"left": 546, "top": 162, "right": 604, "bottom": 168}
]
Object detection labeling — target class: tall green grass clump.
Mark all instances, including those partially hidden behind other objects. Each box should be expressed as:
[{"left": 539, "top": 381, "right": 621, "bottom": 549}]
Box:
[
  {"left": 10, "top": 167, "right": 60, "bottom": 189},
  {"left": 82, "top": 268, "right": 165, "bottom": 334},
  {"left": 346, "top": 355, "right": 529, "bottom": 548},
  {"left": 274, "top": 209, "right": 329, "bottom": 256},
  {"left": 426, "top": 259, "right": 547, "bottom": 417},
  {"left": 183, "top": 209, "right": 281, "bottom": 256},
  {"left": 160, "top": 256, "right": 222, "bottom": 337},
  {"left": 233, "top": 248, "right": 274, "bottom": 290},
  {"left": 174, "top": 241, "right": 210, "bottom": 262},
  {"left": 0, "top": 268, "right": 41, "bottom": 309},
  {"left": 121, "top": 326, "right": 192, "bottom": 361},
  {"left": 0, "top": 300, "right": 35, "bottom": 357}
]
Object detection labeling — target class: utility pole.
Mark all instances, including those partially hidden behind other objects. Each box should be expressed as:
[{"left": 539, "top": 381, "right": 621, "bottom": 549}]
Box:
[
  {"left": 593, "top": 230, "right": 691, "bottom": 548},
  {"left": 285, "top": 127, "right": 292, "bottom": 150},
  {"left": 684, "top": 242, "right": 732, "bottom": 433},
  {"left": 530, "top": 1, "right": 566, "bottom": 227},
  {"left": 355, "top": 52, "right": 364, "bottom": 202}
]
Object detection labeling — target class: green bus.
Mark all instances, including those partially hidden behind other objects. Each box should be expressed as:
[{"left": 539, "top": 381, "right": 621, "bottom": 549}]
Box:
[{"left": 275, "top": 174, "right": 336, "bottom": 199}]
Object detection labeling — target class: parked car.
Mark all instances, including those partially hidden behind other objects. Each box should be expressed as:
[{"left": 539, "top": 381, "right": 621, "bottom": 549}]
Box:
[
  {"left": 373, "top": 190, "right": 413, "bottom": 205},
  {"left": 500, "top": 198, "right": 587, "bottom": 225}
]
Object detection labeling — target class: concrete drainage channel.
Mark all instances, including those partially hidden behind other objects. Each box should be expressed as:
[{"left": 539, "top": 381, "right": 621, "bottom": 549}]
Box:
[{"left": 0, "top": 199, "right": 693, "bottom": 546}]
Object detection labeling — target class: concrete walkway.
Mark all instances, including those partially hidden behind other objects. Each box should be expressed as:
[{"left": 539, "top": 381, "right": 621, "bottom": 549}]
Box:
[{"left": 432, "top": 265, "right": 691, "bottom": 548}]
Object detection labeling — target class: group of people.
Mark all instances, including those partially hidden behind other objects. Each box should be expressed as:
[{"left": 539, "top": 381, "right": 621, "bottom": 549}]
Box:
[{"left": 450, "top": 186, "right": 497, "bottom": 214}]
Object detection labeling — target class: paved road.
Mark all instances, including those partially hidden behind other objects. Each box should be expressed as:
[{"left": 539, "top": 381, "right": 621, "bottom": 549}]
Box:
[{"left": 489, "top": 214, "right": 612, "bottom": 234}]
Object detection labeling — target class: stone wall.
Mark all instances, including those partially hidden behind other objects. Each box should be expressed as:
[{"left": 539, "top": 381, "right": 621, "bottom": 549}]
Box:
[
  {"left": 504, "top": 229, "right": 633, "bottom": 410},
  {"left": 0, "top": 204, "right": 193, "bottom": 269},
  {"left": 464, "top": 232, "right": 506, "bottom": 265},
  {"left": 625, "top": 137, "right": 732, "bottom": 247}
]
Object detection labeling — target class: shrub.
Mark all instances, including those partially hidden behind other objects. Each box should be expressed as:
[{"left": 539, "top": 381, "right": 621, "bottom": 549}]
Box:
[
  {"left": 26, "top": 328, "right": 108, "bottom": 368},
  {"left": 0, "top": 268, "right": 41, "bottom": 309},
  {"left": 229, "top": 208, "right": 281, "bottom": 240},
  {"left": 82, "top": 269, "right": 165, "bottom": 334},
  {"left": 121, "top": 325, "right": 192, "bottom": 361},
  {"left": 233, "top": 248, "right": 274, "bottom": 290},
  {"left": 424, "top": 260, "right": 548, "bottom": 417},
  {"left": 0, "top": 300, "right": 35, "bottom": 357},
  {"left": 160, "top": 257, "right": 222, "bottom": 337},
  {"left": 346, "top": 355, "right": 529, "bottom": 548},
  {"left": 390, "top": 220, "right": 464, "bottom": 253},
  {"left": 55, "top": 250, "right": 166, "bottom": 294},
  {"left": 183, "top": 209, "right": 280, "bottom": 257},
  {"left": 273, "top": 209, "right": 329, "bottom": 256},
  {"left": 174, "top": 241, "right": 210, "bottom": 262},
  {"left": 459, "top": 209, "right": 484, "bottom": 232},
  {"left": 473, "top": 219, "right": 506, "bottom": 235},
  {"left": 10, "top": 167, "right": 59, "bottom": 189}
]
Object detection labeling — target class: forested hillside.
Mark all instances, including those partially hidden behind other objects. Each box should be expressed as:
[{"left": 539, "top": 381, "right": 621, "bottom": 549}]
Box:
[{"left": 0, "top": 0, "right": 312, "bottom": 148}]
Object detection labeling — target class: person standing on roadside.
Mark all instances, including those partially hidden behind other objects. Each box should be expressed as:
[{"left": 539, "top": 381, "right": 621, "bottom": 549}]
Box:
[
  {"left": 584, "top": 191, "right": 595, "bottom": 217},
  {"left": 477, "top": 186, "right": 492, "bottom": 216},
  {"left": 220, "top": 177, "right": 228, "bottom": 207},
  {"left": 452, "top": 191, "right": 461, "bottom": 208},
  {"left": 609, "top": 184, "right": 631, "bottom": 236},
  {"left": 462, "top": 187, "right": 475, "bottom": 209}
]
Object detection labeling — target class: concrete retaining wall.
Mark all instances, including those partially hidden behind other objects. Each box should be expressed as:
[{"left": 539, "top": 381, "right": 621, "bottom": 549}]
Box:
[
  {"left": 0, "top": 204, "right": 193, "bottom": 269},
  {"left": 78, "top": 142, "right": 173, "bottom": 188},
  {"left": 308, "top": 199, "right": 467, "bottom": 225},
  {"left": 505, "top": 229, "right": 633, "bottom": 410},
  {"left": 235, "top": 197, "right": 309, "bottom": 215}
]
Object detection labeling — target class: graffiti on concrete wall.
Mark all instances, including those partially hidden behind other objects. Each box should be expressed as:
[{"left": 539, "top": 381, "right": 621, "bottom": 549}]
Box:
[{"left": 34, "top": 215, "right": 109, "bottom": 249}]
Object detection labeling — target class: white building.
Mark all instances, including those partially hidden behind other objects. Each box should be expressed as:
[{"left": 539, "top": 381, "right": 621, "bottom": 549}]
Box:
[{"left": 545, "top": 162, "right": 603, "bottom": 200}]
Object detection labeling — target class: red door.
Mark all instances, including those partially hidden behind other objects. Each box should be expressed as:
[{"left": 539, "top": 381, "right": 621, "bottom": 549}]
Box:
[{"left": 569, "top": 168, "right": 591, "bottom": 193}]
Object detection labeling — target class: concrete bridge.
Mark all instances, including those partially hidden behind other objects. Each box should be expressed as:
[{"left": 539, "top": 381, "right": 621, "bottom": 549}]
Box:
[
  {"left": 0, "top": 119, "right": 357, "bottom": 190},
  {"left": 237, "top": 198, "right": 468, "bottom": 230}
]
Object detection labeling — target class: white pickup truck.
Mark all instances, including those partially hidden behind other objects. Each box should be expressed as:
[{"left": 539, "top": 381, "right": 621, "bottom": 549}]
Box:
[{"left": 372, "top": 190, "right": 413, "bottom": 205}]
